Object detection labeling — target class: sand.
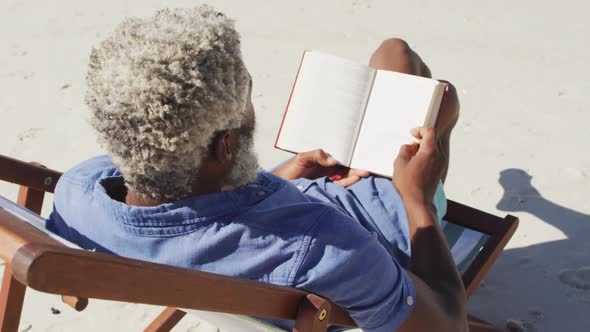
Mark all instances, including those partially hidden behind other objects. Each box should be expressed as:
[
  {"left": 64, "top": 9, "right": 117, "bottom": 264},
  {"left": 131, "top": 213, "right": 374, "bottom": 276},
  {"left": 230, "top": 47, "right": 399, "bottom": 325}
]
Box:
[{"left": 1, "top": 0, "right": 589, "bottom": 331}]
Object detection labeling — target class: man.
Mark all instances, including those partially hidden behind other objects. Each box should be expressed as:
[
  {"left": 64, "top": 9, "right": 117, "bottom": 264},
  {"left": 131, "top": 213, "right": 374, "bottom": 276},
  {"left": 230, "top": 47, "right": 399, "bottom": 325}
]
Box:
[{"left": 48, "top": 5, "right": 464, "bottom": 331}]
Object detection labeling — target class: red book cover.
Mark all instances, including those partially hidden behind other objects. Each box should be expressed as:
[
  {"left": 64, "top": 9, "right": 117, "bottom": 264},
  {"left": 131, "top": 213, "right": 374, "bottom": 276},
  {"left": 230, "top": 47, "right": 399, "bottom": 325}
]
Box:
[{"left": 274, "top": 50, "right": 308, "bottom": 153}]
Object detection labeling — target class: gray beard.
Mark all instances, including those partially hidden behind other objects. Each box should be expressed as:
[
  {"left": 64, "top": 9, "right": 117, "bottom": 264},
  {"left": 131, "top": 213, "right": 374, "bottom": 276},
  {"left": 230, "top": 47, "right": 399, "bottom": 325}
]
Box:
[{"left": 223, "top": 131, "right": 259, "bottom": 189}]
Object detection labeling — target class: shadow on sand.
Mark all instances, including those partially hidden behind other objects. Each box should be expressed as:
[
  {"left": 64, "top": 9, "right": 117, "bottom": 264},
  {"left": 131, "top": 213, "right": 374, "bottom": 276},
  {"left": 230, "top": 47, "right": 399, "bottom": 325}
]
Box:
[{"left": 469, "top": 168, "right": 590, "bottom": 331}]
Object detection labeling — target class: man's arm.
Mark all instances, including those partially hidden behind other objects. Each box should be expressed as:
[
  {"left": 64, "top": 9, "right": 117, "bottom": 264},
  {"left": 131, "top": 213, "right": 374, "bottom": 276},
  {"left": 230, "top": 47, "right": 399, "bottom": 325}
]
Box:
[
  {"left": 398, "top": 204, "right": 467, "bottom": 332},
  {"left": 394, "top": 128, "right": 467, "bottom": 332}
]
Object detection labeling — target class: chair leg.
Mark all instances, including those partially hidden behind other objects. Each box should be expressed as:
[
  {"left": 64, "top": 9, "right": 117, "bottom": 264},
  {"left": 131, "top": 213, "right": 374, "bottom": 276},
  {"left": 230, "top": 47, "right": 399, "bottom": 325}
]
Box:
[
  {"left": 0, "top": 266, "right": 27, "bottom": 332},
  {"left": 16, "top": 186, "right": 45, "bottom": 215},
  {"left": 144, "top": 307, "right": 186, "bottom": 332},
  {"left": 61, "top": 295, "right": 88, "bottom": 312}
]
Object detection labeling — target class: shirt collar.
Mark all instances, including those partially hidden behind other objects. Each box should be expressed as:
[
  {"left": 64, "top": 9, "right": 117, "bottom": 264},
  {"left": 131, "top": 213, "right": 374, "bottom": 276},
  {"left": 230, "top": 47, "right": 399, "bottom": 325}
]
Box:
[{"left": 93, "top": 170, "right": 282, "bottom": 227}]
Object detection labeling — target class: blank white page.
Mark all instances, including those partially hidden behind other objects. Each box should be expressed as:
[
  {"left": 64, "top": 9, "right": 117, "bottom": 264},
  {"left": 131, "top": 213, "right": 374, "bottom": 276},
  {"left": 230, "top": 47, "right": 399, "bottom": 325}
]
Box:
[
  {"left": 276, "top": 51, "right": 374, "bottom": 164},
  {"left": 350, "top": 70, "right": 441, "bottom": 177}
]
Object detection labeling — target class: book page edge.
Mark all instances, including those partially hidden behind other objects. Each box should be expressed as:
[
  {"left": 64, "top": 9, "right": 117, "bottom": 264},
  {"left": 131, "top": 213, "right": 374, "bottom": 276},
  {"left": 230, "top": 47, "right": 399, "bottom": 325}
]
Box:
[
  {"left": 425, "top": 82, "right": 446, "bottom": 127},
  {"left": 274, "top": 50, "right": 309, "bottom": 150}
]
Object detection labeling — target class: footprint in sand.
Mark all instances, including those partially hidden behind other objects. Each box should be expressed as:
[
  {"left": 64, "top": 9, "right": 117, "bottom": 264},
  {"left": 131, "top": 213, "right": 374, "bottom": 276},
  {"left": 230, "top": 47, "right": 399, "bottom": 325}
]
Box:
[
  {"left": 186, "top": 325, "right": 200, "bottom": 332},
  {"left": 559, "top": 267, "right": 590, "bottom": 290},
  {"left": 506, "top": 319, "right": 534, "bottom": 332},
  {"left": 351, "top": 0, "right": 373, "bottom": 9},
  {"left": 186, "top": 324, "right": 219, "bottom": 332},
  {"left": 16, "top": 128, "right": 42, "bottom": 142}
]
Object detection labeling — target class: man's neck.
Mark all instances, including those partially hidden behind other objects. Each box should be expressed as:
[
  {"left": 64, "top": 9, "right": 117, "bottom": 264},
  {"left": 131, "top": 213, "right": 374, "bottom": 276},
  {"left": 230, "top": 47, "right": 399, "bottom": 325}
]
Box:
[
  {"left": 125, "top": 192, "right": 162, "bottom": 207},
  {"left": 125, "top": 180, "right": 225, "bottom": 207}
]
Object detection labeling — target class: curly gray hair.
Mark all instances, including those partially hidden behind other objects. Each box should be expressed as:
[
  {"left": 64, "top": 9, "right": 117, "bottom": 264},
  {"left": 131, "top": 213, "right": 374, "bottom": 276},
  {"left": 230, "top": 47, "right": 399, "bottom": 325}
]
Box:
[{"left": 86, "top": 5, "right": 251, "bottom": 201}]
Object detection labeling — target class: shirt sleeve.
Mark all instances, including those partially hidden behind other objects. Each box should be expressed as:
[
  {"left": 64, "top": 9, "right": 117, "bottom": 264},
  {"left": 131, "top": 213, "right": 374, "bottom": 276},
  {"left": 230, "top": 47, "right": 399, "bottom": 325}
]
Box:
[
  {"left": 293, "top": 207, "right": 416, "bottom": 332},
  {"left": 290, "top": 176, "right": 448, "bottom": 268}
]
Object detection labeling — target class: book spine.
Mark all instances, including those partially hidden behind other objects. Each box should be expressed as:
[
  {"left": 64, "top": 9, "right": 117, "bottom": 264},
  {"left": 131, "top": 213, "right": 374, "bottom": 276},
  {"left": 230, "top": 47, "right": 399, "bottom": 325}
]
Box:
[
  {"left": 348, "top": 68, "right": 377, "bottom": 165},
  {"left": 274, "top": 51, "right": 308, "bottom": 151},
  {"left": 427, "top": 82, "right": 446, "bottom": 128}
]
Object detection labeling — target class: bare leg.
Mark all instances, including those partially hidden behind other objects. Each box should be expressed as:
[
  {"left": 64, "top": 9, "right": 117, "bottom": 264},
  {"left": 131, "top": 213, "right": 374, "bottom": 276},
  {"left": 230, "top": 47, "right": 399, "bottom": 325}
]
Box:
[
  {"left": 369, "top": 38, "right": 432, "bottom": 77},
  {"left": 368, "top": 38, "right": 459, "bottom": 182}
]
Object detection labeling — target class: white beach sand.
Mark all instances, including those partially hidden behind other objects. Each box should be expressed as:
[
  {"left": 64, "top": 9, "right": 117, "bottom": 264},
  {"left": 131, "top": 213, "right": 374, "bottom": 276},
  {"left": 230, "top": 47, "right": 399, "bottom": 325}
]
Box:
[{"left": 1, "top": 0, "right": 589, "bottom": 331}]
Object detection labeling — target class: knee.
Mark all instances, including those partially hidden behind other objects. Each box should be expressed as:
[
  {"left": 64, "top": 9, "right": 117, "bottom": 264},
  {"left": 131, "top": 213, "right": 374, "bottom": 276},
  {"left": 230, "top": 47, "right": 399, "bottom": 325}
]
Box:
[
  {"left": 437, "top": 80, "right": 460, "bottom": 132},
  {"left": 376, "top": 38, "right": 412, "bottom": 58},
  {"left": 369, "top": 38, "right": 414, "bottom": 71}
]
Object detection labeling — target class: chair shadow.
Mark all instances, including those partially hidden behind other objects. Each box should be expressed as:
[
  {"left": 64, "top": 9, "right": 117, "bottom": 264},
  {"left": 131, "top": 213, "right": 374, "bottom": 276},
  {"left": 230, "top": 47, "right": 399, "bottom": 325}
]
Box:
[{"left": 468, "top": 168, "right": 590, "bottom": 331}]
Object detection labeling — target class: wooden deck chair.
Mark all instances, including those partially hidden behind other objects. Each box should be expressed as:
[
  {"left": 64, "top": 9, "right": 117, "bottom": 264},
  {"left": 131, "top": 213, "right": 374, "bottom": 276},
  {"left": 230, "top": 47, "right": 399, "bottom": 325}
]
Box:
[{"left": 0, "top": 154, "right": 518, "bottom": 332}]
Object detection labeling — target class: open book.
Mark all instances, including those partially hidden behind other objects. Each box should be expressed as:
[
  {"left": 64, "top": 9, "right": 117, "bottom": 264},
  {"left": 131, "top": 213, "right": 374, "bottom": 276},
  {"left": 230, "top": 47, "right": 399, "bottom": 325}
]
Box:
[{"left": 275, "top": 50, "right": 446, "bottom": 177}]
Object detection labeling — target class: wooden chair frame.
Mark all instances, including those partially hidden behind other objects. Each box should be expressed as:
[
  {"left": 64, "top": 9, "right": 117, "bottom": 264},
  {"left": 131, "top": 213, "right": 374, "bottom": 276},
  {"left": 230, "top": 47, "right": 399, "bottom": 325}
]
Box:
[{"left": 0, "top": 155, "right": 518, "bottom": 332}]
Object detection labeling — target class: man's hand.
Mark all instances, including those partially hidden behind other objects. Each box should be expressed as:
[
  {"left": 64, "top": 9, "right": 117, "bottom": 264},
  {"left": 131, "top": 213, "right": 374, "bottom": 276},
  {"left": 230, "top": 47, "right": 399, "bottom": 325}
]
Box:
[
  {"left": 393, "top": 127, "right": 445, "bottom": 206},
  {"left": 272, "top": 149, "right": 370, "bottom": 187},
  {"left": 393, "top": 127, "right": 467, "bottom": 332}
]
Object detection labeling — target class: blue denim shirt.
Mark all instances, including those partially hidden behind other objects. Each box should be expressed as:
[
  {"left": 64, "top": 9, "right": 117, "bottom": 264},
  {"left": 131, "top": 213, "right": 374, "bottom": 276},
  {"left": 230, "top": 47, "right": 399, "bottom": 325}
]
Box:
[{"left": 47, "top": 155, "right": 446, "bottom": 332}]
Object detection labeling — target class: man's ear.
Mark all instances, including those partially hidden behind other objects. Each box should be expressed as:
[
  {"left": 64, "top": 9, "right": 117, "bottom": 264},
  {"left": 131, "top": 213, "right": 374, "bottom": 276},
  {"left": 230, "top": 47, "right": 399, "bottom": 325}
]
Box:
[{"left": 211, "top": 130, "right": 236, "bottom": 164}]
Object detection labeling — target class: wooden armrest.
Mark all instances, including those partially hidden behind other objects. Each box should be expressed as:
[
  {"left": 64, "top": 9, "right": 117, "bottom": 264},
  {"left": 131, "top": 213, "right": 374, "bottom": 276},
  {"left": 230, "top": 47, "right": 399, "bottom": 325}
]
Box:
[
  {"left": 11, "top": 243, "right": 356, "bottom": 327},
  {"left": 0, "top": 207, "right": 89, "bottom": 312},
  {"left": 0, "top": 155, "right": 62, "bottom": 193},
  {"left": 0, "top": 209, "right": 58, "bottom": 262},
  {"left": 445, "top": 200, "right": 518, "bottom": 236},
  {"left": 444, "top": 199, "right": 519, "bottom": 298}
]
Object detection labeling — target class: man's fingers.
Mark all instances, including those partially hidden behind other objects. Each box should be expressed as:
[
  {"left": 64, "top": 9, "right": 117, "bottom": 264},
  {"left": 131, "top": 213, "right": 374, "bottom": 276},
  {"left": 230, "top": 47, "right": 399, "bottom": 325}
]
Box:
[
  {"left": 397, "top": 143, "right": 419, "bottom": 160},
  {"left": 335, "top": 175, "right": 360, "bottom": 187},
  {"left": 408, "top": 127, "right": 439, "bottom": 156},
  {"left": 418, "top": 127, "right": 435, "bottom": 141},
  {"left": 348, "top": 168, "right": 370, "bottom": 178},
  {"left": 330, "top": 168, "right": 369, "bottom": 184},
  {"left": 410, "top": 127, "right": 422, "bottom": 141},
  {"left": 413, "top": 127, "right": 441, "bottom": 160},
  {"left": 314, "top": 149, "right": 338, "bottom": 167},
  {"left": 297, "top": 149, "right": 338, "bottom": 167}
]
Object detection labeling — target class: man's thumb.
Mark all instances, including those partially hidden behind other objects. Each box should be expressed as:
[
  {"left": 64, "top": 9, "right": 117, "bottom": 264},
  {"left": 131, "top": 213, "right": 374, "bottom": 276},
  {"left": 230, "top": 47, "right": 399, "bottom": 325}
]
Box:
[
  {"left": 315, "top": 149, "right": 338, "bottom": 167},
  {"left": 398, "top": 143, "right": 418, "bottom": 161}
]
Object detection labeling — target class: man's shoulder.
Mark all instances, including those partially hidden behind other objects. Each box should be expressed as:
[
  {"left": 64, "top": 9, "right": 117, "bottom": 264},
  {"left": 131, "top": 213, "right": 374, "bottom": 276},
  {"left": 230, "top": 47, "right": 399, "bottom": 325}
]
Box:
[
  {"left": 57, "top": 155, "right": 119, "bottom": 192},
  {"left": 305, "top": 206, "right": 376, "bottom": 245},
  {"left": 243, "top": 171, "right": 353, "bottom": 234}
]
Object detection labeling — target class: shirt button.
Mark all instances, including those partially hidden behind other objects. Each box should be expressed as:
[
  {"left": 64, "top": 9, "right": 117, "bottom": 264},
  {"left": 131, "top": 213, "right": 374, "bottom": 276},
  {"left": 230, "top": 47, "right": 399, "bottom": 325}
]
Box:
[
  {"left": 257, "top": 191, "right": 266, "bottom": 196},
  {"left": 406, "top": 296, "right": 414, "bottom": 306},
  {"left": 296, "top": 185, "right": 304, "bottom": 190}
]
